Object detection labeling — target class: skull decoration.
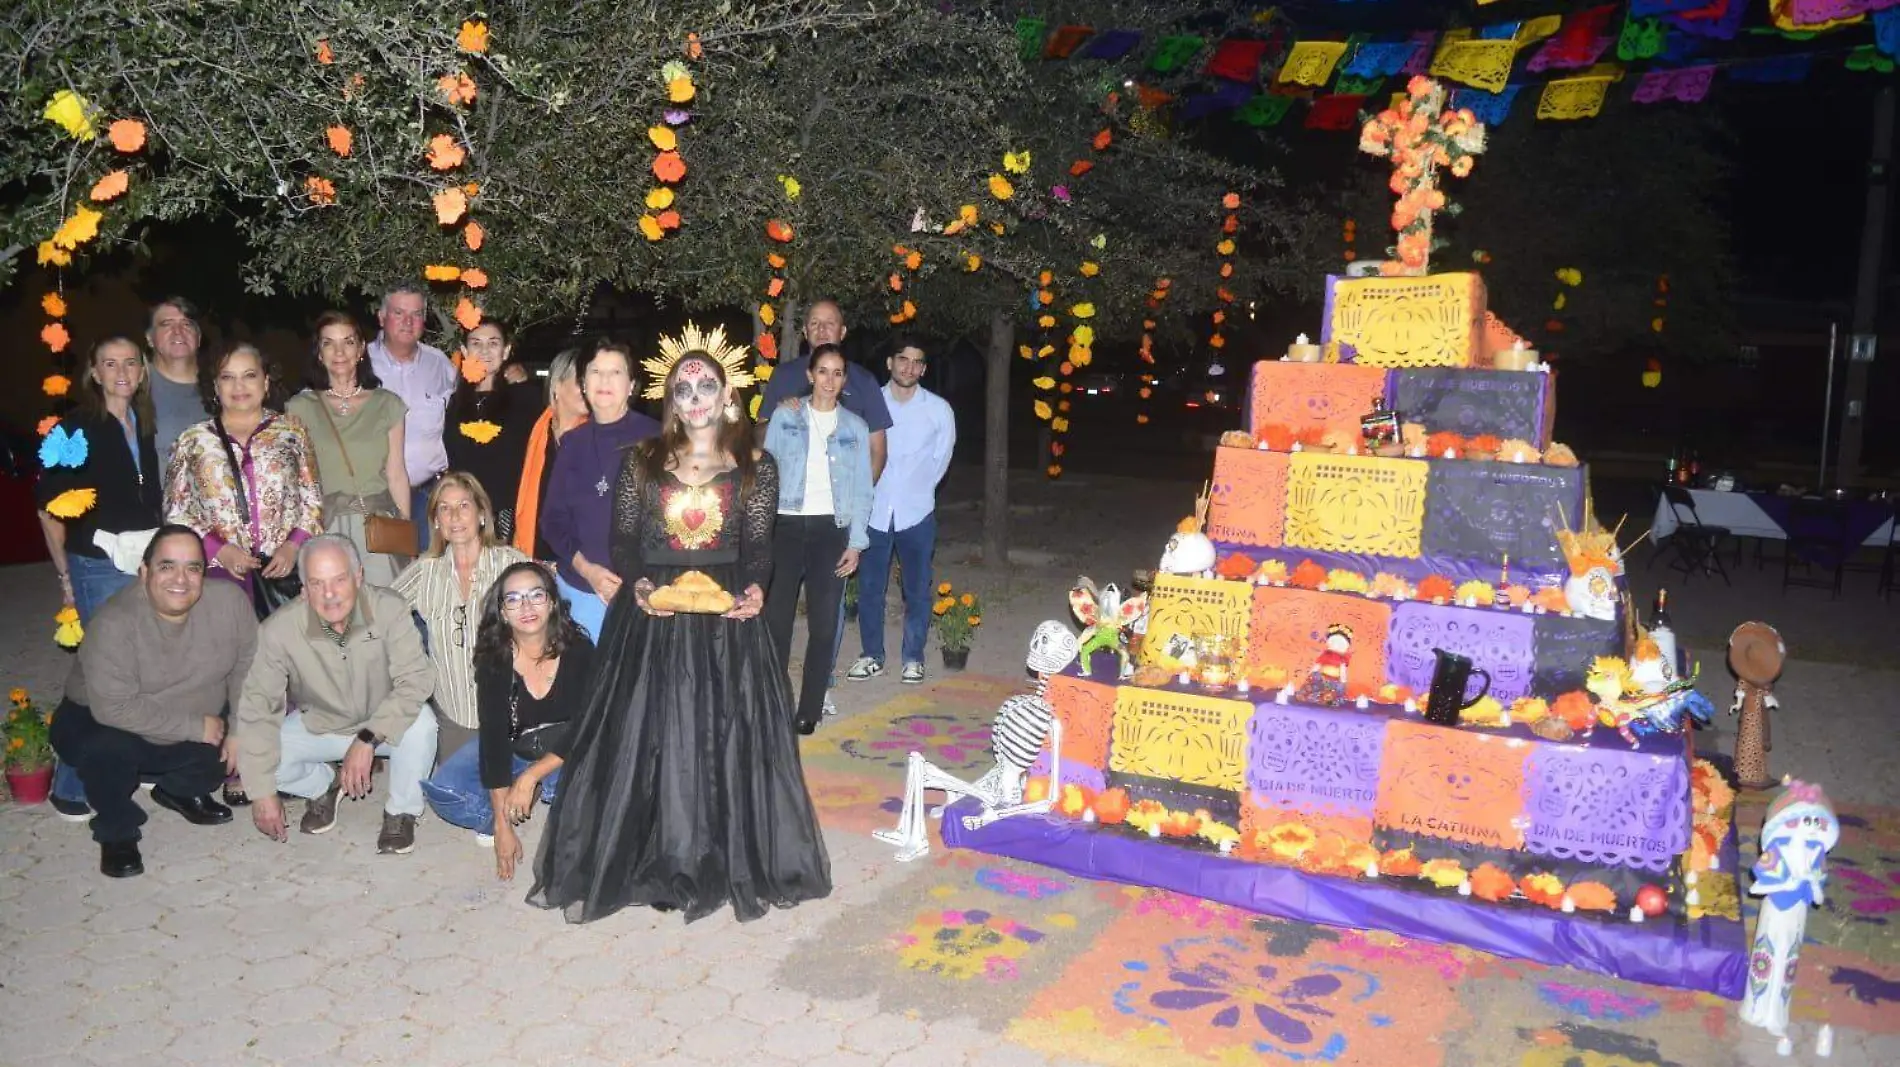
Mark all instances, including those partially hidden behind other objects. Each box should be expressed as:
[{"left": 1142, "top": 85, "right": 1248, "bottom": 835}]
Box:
[
  {"left": 1027, "top": 620, "right": 1080, "bottom": 677},
  {"left": 1159, "top": 530, "right": 1218, "bottom": 575},
  {"left": 1563, "top": 564, "right": 1618, "bottom": 622}
]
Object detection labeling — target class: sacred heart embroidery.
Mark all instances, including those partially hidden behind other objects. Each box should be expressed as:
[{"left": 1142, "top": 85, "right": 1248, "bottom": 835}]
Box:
[{"left": 663, "top": 483, "right": 725, "bottom": 550}]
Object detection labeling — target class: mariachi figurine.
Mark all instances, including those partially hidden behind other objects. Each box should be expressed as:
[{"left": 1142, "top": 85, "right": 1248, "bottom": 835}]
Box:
[
  {"left": 1740, "top": 780, "right": 1838, "bottom": 1038},
  {"left": 1728, "top": 622, "right": 1784, "bottom": 790},
  {"left": 1294, "top": 624, "right": 1352, "bottom": 706}
]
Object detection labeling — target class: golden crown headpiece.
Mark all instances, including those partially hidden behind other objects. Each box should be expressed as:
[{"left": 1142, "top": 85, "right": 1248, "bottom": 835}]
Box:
[{"left": 641, "top": 322, "right": 756, "bottom": 400}]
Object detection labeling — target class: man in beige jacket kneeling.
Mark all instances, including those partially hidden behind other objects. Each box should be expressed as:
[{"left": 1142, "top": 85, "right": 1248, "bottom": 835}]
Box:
[{"left": 236, "top": 535, "right": 437, "bottom": 854}]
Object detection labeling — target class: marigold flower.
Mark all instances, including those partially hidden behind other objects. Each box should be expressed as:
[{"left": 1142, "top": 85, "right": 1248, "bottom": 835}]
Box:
[
  {"left": 38, "top": 242, "right": 73, "bottom": 267},
  {"left": 45, "top": 487, "right": 97, "bottom": 518},
  {"left": 326, "top": 126, "right": 353, "bottom": 157},
  {"left": 1069, "top": 160, "right": 1093, "bottom": 177},
  {"left": 758, "top": 303, "right": 776, "bottom": 326},
  {"left": 764, "top": 219, "right": 793, "bottom": 243},
  {"left": 453, "top": 297, "right": 482, "bottom": 331},
  {"left": 936, "top": 582, "right": 952, "bottom": 595},
  {"left": 463, "top": 219, "right": 485, "bottom": 251},
  {"left": 89, "top": 170, "right": 130, "bottom": 202},
  {"left": 426, "top": 134, "right": 467, "bottom": 171},
  {"left": 458, "top": 20, "right": 490, "bottom": 53},
  {"left": 668, "top": 76, "right": 696, "bottom": 103},
  {"left": 461, "top": 268, "right": 489, "bottom": 289},
  {"left": 316, "top": 39, "right": 335, "bottom": 65},
  {"left": 765, "top": 253, "right": 787, "bottom": 270},
  {"left": 1091, "top": 128, "right": 1112, "bottom": 151},
  {"left": 424, "top": 264, "right": 462, "bottom": 282},
  {"left": 904, "top": 251, "right": 922, "bottom": 270},
  {"left": 656, "top": 210, "right": 680, "bottom": 231},
  {"left": 459, "top": 357, "right": 487, "bottom": 384},
  {"left": 52, "top": 206, "right": 104, "bottom": 250},
  {"left": 458, "top": 420, "right": 502, "bottom": 444},
  {"left": 43, "top": 90, "right": 96, "bottom": 140},
  {"left": 766, "top": 277, "right": 784, "bottom": 298},
  {"left": 987, "top": 174, "right": 1014, "bottom": 200},
  {"left": 108, "top": 119, "right": 147, "bottom": 153},
  {"left": 42, "top": 323, "right": 72, "bottom": 353},
  {"left": 646, "top": 187, "right": 675, "bottom": 210},
  {"left": 438, "top": 72, "right": 477, "bottom": 106},
  {"left": 43, "top": 374, "right": 72, "bottom": 397},
  {"left": 41, "top": 293, "right": 67, "bottom": 318},
  {"left": 433, "top": 187, "right": 467, "bottom": 224}
]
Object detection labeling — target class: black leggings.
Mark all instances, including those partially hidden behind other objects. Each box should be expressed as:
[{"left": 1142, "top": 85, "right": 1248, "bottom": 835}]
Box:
[{"left": 764, "top": 514, "right": 849, "bottom": 725}]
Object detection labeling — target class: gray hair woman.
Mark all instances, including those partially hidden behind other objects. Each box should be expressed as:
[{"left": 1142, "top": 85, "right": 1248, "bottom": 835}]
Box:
[{"left": 511, "top": 347, "right": 588, "bottom": 562}]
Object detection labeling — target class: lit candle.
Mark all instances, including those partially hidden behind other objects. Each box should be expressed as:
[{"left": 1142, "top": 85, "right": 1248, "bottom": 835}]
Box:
[{"left": 1288, "top": 333, "right": 1321, "bottom": 363}]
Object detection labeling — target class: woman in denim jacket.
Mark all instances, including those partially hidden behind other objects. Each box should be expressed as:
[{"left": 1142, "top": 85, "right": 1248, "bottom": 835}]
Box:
[{"left": 762, "top": 344, "right": 872, "bottom": 734}]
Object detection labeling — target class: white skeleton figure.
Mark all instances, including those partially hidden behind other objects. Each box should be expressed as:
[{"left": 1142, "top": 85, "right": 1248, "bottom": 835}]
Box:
[{"left": 874, "top": 621, "right": 1078, "bottom": 862}]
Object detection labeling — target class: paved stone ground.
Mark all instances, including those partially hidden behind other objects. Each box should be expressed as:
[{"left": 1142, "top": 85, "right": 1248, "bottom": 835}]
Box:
[{"left": 4, "top": 467, "right": 1897, "bottom": 1066}]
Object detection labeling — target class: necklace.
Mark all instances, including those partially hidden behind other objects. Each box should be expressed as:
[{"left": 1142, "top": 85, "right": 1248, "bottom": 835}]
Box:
[
  {"left": 591, "top": 424, "right": 615, "bottom": 496},
  {"left": 325, "top": 383, "right": 364, "bottom": 416}
]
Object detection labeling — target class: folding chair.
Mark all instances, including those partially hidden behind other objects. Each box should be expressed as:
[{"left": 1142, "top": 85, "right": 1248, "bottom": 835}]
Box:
[
  {"left": 1655, "top": 485, "right": 1730, "bottom": 584},
  {"left": 1782, "top": 495, "right": 1851, "bottom": 598}
]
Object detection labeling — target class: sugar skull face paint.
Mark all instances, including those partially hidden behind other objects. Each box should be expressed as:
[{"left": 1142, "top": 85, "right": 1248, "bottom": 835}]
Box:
[{"left": 671, "top": 356, "right": 725, "bottom": 428}]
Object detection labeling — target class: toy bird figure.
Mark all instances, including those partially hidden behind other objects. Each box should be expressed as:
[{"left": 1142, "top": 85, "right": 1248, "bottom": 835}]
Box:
[{"left": 1069, "top": 578, "right": 1146, "bottom": 680}]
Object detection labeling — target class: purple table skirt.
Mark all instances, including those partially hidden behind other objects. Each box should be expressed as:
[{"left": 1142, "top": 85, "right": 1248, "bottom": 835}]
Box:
[{"left": 940, "top": 799, "right": 1747, "bottom": 999}]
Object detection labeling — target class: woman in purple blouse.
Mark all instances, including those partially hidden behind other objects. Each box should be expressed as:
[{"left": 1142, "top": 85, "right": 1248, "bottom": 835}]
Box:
[{"left": 539, "top": 339, "right": 660, "bottom": 638}]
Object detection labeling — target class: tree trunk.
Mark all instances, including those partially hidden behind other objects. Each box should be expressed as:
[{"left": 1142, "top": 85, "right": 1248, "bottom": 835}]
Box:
[{"left": 983, "top": 310, "right": 1013, "bottom": 565}]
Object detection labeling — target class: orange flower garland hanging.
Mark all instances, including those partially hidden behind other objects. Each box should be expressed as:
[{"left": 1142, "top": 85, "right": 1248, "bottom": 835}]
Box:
[
  {"left": 639, "top": 42, "right": 699, "bottom": 243},
  {"left": 888, "top": 245, "right": 920, "bottom": 324},
  {"left": 1209, "top": 193, "right": 1240, "bottom": 358},
  {"left": 426, "top": 16, "right": 497, "bottom": 361},
  {"left": 1137, "top": 278, "right": 1171, "bottom": 426}
]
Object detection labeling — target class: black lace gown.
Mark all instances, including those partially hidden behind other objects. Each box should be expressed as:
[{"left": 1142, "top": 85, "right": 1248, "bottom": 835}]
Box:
[{"left": 529, "top": 450, "right": 832, "bottom": 923}]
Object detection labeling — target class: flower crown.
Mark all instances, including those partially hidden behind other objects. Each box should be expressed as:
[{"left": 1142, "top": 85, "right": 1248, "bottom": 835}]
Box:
[{"left": 640, "top": 322, "right": 756, "bottom": 400}]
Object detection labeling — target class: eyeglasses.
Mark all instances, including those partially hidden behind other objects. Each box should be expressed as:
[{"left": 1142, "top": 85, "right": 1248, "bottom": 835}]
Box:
[
  {"left": 501, "top": 589, "right": 550, "bottom": 611},
  {"left": 452, "top": 605, "right": 468, "bottom": 649}
]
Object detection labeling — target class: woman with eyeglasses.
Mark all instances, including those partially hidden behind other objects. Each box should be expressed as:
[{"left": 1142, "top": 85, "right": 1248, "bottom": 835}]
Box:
[
  {"left": 421, "top": 561, "right": 593, "bottom": 879},
  {"left": 392, "top": 472, "right": 525, "bottom": 771}
]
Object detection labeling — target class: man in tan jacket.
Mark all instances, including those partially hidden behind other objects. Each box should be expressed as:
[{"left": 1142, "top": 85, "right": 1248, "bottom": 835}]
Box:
[{"left": 236, "top": 535, "right": 437, "bottom": 854}]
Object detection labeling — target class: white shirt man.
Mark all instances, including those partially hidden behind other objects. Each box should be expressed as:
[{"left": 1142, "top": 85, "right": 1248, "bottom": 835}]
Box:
[
  {"left": 366, "top": 284, "right": 457, "bottom": 552},
  {"left": 846, "top": 340, "right": 955, "bottom": 684}
]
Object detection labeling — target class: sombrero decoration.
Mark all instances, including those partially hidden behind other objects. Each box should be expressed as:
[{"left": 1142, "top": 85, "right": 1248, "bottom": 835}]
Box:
[
  {"left": 1727, "top": 621, "right": 1785, "bottom": 687},
  {"left": 641, "top": 322, "right": 756, "bottom": 400}
]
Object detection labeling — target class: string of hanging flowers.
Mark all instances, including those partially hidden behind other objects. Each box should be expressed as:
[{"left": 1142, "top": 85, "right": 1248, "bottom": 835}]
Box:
[
  {"left": 36, "top": 89, "right": 150, "bottom": 644},
  {"left": 1210, "top": 192, "right": 1240, "bottom": 356},
  {"left": 640, "top": 34, "right": 699, "bottom": 243},
  {"left": 887, "top": 244, "right": 920, "bottom": 325},
  {"left": 1137, "top": 277, "right": 1172, "bottom": 427}
]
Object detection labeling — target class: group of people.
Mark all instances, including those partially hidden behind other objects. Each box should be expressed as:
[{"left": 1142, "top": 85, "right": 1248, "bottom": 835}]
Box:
[{"left": 35, "top": 290, "right": 956, "bottom": 927}]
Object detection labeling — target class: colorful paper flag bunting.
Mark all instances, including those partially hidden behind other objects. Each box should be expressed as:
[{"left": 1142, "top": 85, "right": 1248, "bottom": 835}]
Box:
[
  {"left": 1428, "top": 38, "right": 1520, "bottom": 92},
  {"left": 1632, "top": 65, "right": 1715, "bottom": 102},
  {"left": 1207, "top": 38, "right": 1270, "bottom": 81},
  {"left": 1279, "top": 40, "right": 1349, "bottom": 86},
  {"left": 1080, "top": 29, "right": 1142, "bottom": 59},
  {"left": 1149, "top": 35, "right": 1205, "bottom": 72},
  {"left": 1451, "top": 84, "right": 1522, "bottom": 125},
  {"left": 1537, "top": 74, "right": 1614, "bottom": 120}
]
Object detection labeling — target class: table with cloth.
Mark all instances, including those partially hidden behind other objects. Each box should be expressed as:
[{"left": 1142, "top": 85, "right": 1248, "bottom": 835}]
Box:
[{"left": 1651, "top": 487, "right": 1895, "bottom": 546}]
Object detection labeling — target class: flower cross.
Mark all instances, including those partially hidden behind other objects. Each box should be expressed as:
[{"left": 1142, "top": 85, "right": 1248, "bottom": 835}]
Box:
[{"left": 1358, "top": 76, "right": 1486, "bottom": 276}]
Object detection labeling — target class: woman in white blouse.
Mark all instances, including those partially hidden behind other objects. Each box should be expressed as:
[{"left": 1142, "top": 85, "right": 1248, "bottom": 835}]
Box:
[{"left": 393, "top": 471, "right": 526, "bottom": 769}]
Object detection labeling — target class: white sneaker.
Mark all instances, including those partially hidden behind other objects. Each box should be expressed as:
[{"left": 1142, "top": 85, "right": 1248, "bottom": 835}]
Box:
[
  {"left": 475, "top": 832, "right": 495, "bottom": 848},
  {"left": 845, "top": 657, "right": 884, "bottom": 681},
  {"left": 823, "top": 692, "right": 839, "bottom": 717},
  {"left": 901, "top": 662, "right": 926, "bottom": 685}
]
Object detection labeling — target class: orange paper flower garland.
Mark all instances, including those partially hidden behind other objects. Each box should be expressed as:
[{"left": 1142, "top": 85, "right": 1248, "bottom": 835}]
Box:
[
  {"left": 1209, "top": 192, "right": 1240, "bottom": 358},
  {"left": 1136, "top": 277, "right": 1171, "bottom": 426},
  {"left": 1342, "top": 217, "right": 1357, "bottom": 265},
  {"left": 888, "top": 244, "right": 920, "bottom": 324},
  {"left": 421, "top": 19, "right": 492, "bottom": 340},
  {"left": 640, "top": 38, "right": 698, "bottom": 243}
]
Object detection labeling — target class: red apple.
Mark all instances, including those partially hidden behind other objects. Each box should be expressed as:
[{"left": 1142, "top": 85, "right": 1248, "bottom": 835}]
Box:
[{"left": 1636, "top": 884, "right": 1668, "bottom": 918}]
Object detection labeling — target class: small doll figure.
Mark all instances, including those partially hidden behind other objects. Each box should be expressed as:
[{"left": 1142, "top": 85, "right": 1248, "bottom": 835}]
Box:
[
  {"left": 1740, "top": 779, "right": 1839, "bottom": 1038},
  {"left": 1728, "top": 622, "right": 1785, "bottom": 790},
  {"left": 1295, "top": 624, "right": 1352, "bottom": 706}
]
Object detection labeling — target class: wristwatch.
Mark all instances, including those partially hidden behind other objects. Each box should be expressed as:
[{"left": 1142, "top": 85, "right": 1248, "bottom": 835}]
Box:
[{"left": 355, "top": 728, "right": 380, "bottom": 748}]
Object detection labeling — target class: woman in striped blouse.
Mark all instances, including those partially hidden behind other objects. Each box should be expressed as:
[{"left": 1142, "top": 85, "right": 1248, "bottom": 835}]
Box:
[{"left": 392, "top": 472, "right": 525, "bottom": 774}]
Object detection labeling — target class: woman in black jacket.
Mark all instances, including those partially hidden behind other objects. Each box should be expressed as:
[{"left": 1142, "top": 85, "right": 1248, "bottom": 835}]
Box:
[{"left": 419, "top": 560, "right": 594, "bottom": 880}]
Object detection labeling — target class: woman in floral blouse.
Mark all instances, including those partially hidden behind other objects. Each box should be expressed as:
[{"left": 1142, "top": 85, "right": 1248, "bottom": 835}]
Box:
[{"left": 165, "top": 343, "right": 323, "bottom": 604}]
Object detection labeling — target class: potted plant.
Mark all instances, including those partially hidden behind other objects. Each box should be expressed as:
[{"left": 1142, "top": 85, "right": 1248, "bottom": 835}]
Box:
[
  {"left": 932, "top": 581, "right": 982, "bottom": 671},
  {"left": 5, "top": 688, "right": 55, "bottom": 805}
]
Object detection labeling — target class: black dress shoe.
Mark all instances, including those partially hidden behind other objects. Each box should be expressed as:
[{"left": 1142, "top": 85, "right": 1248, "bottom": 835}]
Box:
[
  {"left": 150, "top": 787, "right": 234, "bottom": 826},
  {"left": 100, "top": 841, "right": 143, "bottom": 878},
  {"left": 794, "top": 715, "right": 819, "bottom": 736}
]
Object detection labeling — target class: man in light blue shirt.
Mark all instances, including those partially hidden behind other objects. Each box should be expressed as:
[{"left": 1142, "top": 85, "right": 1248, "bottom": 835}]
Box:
[
  {"left": 366, "top": 282, "right": 457, "bottom": 553},
  {"left": 845, "top": 337, "right": 955, "bottom": 685}
]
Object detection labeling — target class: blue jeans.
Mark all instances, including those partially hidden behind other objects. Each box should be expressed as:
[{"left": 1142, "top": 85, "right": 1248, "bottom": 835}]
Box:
[
  {"left": 857, "top": 513, "right": 937, "bottom": 666},
  {"left": 556, "top": 572, "right": 607, "bottom": 641},
  {"left": 411, "top": 480, "right": 437, "bottom": 555},
  {"left": 55, "top": 553, "right": 137, "bottom": 804},
  {"left": 420, "top": 740, "right": 561, "bottom": 831}
]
